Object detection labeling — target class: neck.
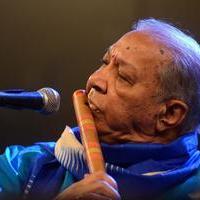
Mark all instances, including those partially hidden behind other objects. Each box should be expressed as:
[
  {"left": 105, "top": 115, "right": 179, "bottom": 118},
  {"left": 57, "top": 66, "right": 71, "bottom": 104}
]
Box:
[{"left": 99, "top": 128, "right": 182, "bottom": 144}]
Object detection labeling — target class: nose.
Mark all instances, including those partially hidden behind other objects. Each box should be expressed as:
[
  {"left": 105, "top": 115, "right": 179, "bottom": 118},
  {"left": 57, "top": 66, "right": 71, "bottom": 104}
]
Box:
[{"left": 86, "top": 67, "right": 108, "bottom": 94}]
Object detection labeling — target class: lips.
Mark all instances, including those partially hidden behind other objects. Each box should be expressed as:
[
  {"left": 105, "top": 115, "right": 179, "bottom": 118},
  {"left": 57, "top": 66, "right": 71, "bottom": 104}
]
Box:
[
  {"left": 88, "top": 98, "right": 100, "bottom": 113},
  {"left": 87, "top": 89, "right": 101, "bottom": 113}
]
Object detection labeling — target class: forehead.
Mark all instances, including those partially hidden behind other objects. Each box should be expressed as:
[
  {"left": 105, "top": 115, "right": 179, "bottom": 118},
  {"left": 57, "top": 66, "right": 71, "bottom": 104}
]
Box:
[
  {"left": 108, "top": 31, "right": 171, "bottom": 74},
  {"left": 115, "top": 31, "right": 156, "bottom": 48},
  {"left": 110, "top": 31, "right": 167, "bottom": 59}
]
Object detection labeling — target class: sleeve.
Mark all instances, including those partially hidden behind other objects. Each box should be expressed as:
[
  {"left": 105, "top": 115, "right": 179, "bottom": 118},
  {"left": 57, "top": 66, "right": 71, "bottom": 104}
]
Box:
[{"left": 0, "top": 144, "right": 47, "bottom": 199}]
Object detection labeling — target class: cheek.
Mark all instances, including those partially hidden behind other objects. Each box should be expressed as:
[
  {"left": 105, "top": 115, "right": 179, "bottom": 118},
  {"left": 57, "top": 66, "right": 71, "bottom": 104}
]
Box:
[
  {"left": 112, "top": 92, "right": 158, "bottom": 129},
  {"left": 131, "top": 105, "right": 154, "bottom": 123},
  {"left": 103, "top": 99, "right": 134, "bottom": 130},
  {"left": 129, "top": 101, "right": 159, "bottom": 134}
]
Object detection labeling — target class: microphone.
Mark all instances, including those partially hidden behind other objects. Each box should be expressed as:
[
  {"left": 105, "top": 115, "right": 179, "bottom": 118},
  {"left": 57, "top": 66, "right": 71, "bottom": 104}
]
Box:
[{"left": 0, "top": 87, "right": 60, "bottom": 114}]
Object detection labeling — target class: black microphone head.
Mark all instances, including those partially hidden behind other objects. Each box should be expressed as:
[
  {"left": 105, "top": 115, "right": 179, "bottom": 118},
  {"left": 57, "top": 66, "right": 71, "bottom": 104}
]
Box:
[{"left": 38, "top": 87, "right": 60, "bottom": 114}]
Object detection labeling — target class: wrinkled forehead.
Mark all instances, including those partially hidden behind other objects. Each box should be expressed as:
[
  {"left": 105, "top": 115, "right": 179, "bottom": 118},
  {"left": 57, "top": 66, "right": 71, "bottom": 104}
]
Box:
[
  {"left": 111, "top": 31, "right": 160, "bottom": 53},
  {"left": 108, "top": 31, "right": 172, "bottom": 64}
]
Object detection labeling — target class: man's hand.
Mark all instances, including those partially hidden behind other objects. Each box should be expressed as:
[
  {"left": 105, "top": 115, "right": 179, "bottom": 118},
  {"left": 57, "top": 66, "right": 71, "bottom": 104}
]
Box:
[{"left": 55, "top": 171, "right": 121, "bottom": 200}]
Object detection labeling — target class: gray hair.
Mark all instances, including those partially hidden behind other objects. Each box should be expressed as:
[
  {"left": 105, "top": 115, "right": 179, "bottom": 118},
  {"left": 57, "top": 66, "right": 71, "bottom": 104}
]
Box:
[{"left": 132, "top": 18, "right": 200, "bottom": 132}]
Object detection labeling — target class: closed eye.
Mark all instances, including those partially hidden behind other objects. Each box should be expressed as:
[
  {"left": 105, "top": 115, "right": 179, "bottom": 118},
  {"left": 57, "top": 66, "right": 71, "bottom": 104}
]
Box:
[{"left": 118, "top": 72, "right": 133, "bottom": 85}]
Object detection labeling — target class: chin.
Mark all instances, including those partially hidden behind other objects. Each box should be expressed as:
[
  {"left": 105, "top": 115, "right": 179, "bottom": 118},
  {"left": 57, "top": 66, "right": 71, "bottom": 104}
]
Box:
[
  {"left": 94, "top": 120, "right": 108, "bottom": 134},
  {"left": 92, "top": 112, "right": 122, "bottom": 141},
  {"left": 93, "top": 119, "right": 118, "bottom": 144},
  {"left": 93, "top": 118, "right": 110, "bottom": 135}
]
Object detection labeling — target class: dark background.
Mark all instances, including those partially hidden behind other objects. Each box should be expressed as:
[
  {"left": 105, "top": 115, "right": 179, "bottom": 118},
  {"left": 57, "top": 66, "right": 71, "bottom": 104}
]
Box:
[{"left": 0, "top": 0, "right": 200, "bottom": 152}]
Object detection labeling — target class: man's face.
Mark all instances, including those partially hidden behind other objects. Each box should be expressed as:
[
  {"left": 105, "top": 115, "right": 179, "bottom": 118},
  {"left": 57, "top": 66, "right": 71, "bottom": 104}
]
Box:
[{"left": 86, "top": 31, "right": 171, "bottom": 144}]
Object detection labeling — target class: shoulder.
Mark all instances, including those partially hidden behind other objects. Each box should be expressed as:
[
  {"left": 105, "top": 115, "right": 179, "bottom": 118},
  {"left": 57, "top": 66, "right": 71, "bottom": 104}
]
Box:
[
  {"left": 1, "top": 142, "right": 56, "bottom": 168},
  {"left": 0, "top": 142, "right": 56, "bottom": 198},
  {"left": 160, "top": 167, "right": 200, "bottom": 200}
]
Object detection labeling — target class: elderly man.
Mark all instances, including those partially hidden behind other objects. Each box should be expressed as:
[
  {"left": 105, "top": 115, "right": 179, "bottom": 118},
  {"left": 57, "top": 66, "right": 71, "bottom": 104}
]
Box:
[{"left": 1, "top": 18, "right": 200, "bottom": 200}]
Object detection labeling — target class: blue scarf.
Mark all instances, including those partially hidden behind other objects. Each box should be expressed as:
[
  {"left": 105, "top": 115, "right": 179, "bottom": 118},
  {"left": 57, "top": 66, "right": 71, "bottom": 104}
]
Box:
[{"left": 68, "top": 128, "right": 200, "bottom": 199}]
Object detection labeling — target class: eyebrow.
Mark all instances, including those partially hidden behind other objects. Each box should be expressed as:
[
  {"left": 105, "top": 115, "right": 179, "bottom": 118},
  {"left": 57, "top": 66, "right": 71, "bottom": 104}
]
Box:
[{"left": 104, "top": 46, "right": 137, "bottom": 71}]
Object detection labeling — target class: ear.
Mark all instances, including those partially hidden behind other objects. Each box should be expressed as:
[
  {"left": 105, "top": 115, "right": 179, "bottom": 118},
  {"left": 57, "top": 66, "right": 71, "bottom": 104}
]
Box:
[{"left": 156, "top": 99, "right": 188, "bottom": 132}]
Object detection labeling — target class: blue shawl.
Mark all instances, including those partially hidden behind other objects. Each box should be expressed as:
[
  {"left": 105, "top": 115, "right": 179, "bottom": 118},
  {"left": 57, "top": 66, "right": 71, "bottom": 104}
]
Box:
[
  {"left": 69, "top": 128, "right": 200, "bottom": 199},
  {"left": 2, "top": 127, "right": 199, "bottom": 199}
]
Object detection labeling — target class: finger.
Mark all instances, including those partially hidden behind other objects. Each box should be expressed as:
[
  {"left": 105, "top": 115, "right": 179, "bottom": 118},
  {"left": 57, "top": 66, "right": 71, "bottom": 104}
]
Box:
[
  {"left": 94, "top": 180, "right": 121, "bottom": 200},
  {"left": 84, "top": 173, "right": 89, "bottom": 178},
  {"left": 86, "top": 192, "right": 112, "bottom": 200},
  {"left": 73, "top": 178, "right": 120, "bottom": 200},
  {"left": 104, "top": 174, "right": 118, "bottom": 191},
  {"left": 93, "top": 171, "right": 119, "bottom": 191},
  {"left": 55, "top": 176, "right": 121, "bottom": 200}
]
